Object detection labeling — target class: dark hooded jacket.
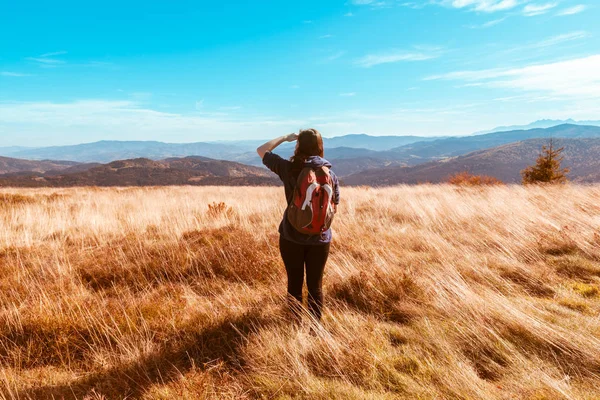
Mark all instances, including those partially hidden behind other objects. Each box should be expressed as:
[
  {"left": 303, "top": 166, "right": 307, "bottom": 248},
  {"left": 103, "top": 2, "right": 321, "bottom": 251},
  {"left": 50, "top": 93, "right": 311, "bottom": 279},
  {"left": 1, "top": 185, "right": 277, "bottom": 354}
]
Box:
[{"left": 262, "top": 152, "right": 340, "bottom": 245}]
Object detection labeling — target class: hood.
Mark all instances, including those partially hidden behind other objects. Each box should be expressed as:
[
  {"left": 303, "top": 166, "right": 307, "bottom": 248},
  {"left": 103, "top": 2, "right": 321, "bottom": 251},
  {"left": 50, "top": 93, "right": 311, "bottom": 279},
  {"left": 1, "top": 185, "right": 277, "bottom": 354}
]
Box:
[{"left": 303, "top": 156, "right": 332, "bottom": 169}]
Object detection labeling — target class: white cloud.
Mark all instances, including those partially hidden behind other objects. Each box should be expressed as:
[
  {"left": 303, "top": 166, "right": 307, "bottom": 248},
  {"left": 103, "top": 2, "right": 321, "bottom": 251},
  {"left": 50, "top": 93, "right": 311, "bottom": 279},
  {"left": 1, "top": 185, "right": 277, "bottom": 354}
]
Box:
[
  {"left": 25, "top": 51, "right": 67, "bottom": 67},
  {"left": 353, "top": 0, "right": 526, "bottom": 12},
  {"left": 439, "top": 0, "right": 521, "bottom": 12},
  {"left": 290, "top": 85, "right": 300, "bottom": 89},
  {"left": 350, "top": 0, "right": 389, "bottom": 7},
  {"left": 522, "top": 2, "right": 558, "bottom": 16},
  {"left": 344, "top": 12, "right": 354, "bottom": 16},
  {"left": 356, "top": 49, "right": 441, "bottom": 67},
  {"left": 195, "top": 99, "right": 204, "bottom": 109},
  {"left": 494, "top": 31, "right": 589, "bottom": 55},
  {"left": 4, "top": 98, "right": 595, "bottom": 143},
  {"left": 556, "top": 4, "right": 586, "bottom": 15},
  {"left": 465, "top": 17, "right": 506, "bottom": 28},
  {"left": 426, "top": 55, "right": 600, "bottom": 98},
  {"left": 0, "top": 100, "right": 310, "bottom": 143},
  {"left": 401, "top": 2, "right": 430, "bottom": 9},
  {"left": 80, "top": 61, "right": 115, "bottom": 68},
  {"left": 532, "top": 31, "right": 589, "bottom": 48},
  {"left": 1, "top": 71, "right": 32, "bottom": 77},
  {"left": 319, "top": 34, "right": 333, "bottom": 39},
  {"left": 40, "top": 51, "right": 67, "bottom": 57},
  {"left": 340, "top": 92, "right": 356, "bottom": 97},
  {"left": 130, "top": 92, "right": 153, "bottom": 101},
  {"left": 351, "top": 0, "right": 385, "bottom": 4},
  {"left": 26, "top": 51, "right": 67, "bottom": 66},
  {"left": 26, "top": 57, "right": 65, "bottom": 65}
]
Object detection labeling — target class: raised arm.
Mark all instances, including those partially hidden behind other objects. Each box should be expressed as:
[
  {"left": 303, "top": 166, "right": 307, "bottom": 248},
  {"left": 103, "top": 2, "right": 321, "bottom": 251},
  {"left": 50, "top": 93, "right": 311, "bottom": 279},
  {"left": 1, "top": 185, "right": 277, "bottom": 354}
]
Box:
[{"left": 256, "top": 133, "right": 298, "bottom": 159}]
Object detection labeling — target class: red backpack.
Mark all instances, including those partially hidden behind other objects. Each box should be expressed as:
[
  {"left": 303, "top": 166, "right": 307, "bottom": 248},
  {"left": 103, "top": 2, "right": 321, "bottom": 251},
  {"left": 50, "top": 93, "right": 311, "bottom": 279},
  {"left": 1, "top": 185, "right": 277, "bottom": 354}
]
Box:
[{"left": 287, "top": 166, "right": 336, "bottom": 235}]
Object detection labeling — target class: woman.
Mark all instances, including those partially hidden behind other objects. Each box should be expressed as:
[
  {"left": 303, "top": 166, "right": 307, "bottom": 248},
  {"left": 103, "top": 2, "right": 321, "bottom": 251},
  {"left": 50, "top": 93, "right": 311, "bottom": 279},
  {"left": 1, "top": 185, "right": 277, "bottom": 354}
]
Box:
[{"left": 257, "top": 129, "right": 340, "bottom": 322}]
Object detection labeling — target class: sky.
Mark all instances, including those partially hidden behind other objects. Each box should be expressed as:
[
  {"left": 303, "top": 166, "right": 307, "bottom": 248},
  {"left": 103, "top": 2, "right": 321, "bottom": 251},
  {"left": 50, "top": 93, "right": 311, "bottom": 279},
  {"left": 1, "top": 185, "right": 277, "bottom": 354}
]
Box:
[{"left": 1, "top": 0, "right": 599, "bottom": 146}]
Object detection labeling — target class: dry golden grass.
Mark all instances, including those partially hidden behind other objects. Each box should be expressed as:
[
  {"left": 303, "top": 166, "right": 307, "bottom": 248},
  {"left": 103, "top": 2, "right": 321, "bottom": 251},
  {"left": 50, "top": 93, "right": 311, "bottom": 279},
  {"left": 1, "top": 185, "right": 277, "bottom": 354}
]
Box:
[{"left": 1, "top": 185, "right": 600, "bottom": 399}]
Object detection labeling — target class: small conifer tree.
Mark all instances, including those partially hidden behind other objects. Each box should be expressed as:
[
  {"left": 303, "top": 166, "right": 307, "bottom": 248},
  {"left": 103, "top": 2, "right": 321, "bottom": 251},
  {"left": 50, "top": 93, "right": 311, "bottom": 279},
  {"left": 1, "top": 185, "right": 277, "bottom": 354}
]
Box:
[{"left": 521, "top": 139, "right": 569, "bottom": 184}]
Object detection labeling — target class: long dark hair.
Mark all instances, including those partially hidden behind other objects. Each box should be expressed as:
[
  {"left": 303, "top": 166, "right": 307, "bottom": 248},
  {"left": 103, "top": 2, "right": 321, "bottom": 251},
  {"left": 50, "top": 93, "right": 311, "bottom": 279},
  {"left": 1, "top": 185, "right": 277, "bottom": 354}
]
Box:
[{"left": 290, "top": 129, "right": 324, "bottom": 177}]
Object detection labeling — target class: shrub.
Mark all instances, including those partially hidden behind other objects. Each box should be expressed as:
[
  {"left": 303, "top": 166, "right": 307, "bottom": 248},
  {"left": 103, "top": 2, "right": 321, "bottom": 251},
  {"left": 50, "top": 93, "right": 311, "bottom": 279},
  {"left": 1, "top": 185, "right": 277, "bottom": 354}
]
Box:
[{"left": 447, "top": 171, "right": 503, "bottom": 186}]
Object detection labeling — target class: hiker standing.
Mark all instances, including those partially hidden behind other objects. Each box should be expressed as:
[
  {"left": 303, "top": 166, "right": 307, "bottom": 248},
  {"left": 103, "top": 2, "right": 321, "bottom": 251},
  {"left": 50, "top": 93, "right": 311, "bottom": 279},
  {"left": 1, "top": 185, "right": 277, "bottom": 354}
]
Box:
[{"left": 257, "top": 129, "right": 340, "bottom": 322}]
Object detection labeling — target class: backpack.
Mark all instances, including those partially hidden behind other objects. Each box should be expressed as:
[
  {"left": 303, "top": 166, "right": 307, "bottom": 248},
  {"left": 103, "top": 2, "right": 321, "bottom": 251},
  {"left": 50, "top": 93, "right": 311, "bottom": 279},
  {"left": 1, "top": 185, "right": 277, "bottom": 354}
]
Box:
[{"left": 287, "top": 165, "right": 336, "bottom": 235}]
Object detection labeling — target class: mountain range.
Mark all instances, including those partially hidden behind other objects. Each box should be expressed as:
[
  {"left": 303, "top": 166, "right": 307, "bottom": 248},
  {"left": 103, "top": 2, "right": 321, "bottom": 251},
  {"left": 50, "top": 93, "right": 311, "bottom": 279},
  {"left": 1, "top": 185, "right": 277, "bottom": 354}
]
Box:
[
  {"left": 343, "top": 137, "right": 600, "bottom": 185},
  {"left": 384, "top": 124, "right": 600, "bottom": 165},
  {"left": 2, "top": 122, "right": 600, "bottom": 187},
  {"left": 0, "top": 134, "right": 439, "bottom": 164},
  {"left": 196, "top": 124, "right": 600, "bottom": 176},
  {"left": 3, "top": 119, "right": 596, "bottom": 164}
]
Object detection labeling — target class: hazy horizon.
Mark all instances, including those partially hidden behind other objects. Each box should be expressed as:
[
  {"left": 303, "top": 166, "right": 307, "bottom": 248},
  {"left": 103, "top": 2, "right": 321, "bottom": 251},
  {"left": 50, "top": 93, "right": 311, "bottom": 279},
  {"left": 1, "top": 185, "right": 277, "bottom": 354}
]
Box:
[{"left": 3, "top": 118, "right": 600, "bottom": 149}]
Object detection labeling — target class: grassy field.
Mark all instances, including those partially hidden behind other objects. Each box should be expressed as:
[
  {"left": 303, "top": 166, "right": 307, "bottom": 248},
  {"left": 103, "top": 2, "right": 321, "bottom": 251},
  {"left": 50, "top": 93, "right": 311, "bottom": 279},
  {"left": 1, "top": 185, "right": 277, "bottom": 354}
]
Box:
[{"left": 0, "top": 185, "right": 599, "bottom": 399}]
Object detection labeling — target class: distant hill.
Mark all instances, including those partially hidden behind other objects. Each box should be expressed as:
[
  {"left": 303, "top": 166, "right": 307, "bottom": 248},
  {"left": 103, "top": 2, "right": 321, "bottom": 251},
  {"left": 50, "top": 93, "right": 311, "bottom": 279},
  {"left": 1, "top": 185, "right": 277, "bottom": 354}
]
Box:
[
  {"left": 329, "top": 158, "right": 406, "bottom": 177},
  {"left": 231, "top": 146, "right": 409, "bottom": 177},
  {"left": 322, "top": 134, "right": 441, "bottom": 151},
  {"left": 1, "top": 141, "right": 248, "bottom": 163},
  {"left": 0, "top": 134, "right": 441, "bottom": 164},
  {"left": 210, "top": 134, "right": 440, "bottom": 152},
  {"left": 0, "top": 146, "right": 38, "bottom": 156},
  {"left": 324, "top": 147, "right": 408, "bottom": 176},
  {"left": 343, "top": 138, "right": 600, "bottom": 185},
  {"left": 0, "top": 156, "right": 80, "bottom": 175},
  {"left": 0, "top": 156, "right": 279, "bottom": 187},
  {"left": 474, "top": 119, "right": 600, "bottom": 135},
  {"left": 389, "top": 124, "right": 600, "bottom": 165}
]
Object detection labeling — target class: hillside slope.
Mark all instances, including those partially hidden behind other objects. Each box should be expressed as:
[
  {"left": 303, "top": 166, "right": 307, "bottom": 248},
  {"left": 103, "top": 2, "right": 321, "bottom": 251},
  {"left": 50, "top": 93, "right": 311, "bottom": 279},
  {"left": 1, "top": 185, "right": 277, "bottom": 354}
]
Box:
[
  {"left": 0, "top": 156, "right": 278, "bottom": 187},
  {"left": 344, "top": 138, "right": 600, "bottom": 185},
  {"left": 0, "top": 156, "right": 79, "bottom": 175}
]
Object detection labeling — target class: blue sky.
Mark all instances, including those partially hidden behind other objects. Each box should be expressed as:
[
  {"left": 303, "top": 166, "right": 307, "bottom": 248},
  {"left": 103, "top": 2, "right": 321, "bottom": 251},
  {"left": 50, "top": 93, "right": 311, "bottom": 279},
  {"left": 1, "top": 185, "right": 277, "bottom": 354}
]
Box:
[{"left": 1, "top": 0, "right": 598, "bottom": 146}]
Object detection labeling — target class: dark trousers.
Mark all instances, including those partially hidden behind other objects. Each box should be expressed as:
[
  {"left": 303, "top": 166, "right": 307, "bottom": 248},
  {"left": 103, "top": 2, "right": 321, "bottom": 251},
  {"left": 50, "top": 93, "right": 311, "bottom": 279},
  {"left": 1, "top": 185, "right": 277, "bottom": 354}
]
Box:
[{"left": 279, "top": 236, "right": 330, "bottom": 321}]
